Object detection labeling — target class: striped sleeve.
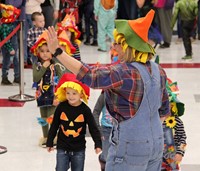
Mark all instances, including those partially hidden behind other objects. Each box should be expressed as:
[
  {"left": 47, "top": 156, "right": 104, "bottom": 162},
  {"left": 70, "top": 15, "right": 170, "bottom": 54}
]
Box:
[{"left": 174, "top": 116, "right": 187, "bottom": 156}]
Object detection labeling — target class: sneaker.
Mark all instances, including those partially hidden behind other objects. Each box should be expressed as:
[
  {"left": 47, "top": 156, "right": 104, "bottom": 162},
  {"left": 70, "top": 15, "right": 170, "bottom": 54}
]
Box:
[
  {"left": 39, "top": 137, "right": 47, "bottom": 148},
  {"left": 91, "top": 40, "right": 98, "bottom": 46},
  {"left": 159, "top": 42, "right": 170, "bottom": 48},
  {"left": 1, "top": 77, "right": 13, "bottom": 85},
  {"left": 13, "top": 77, "right": 20, "bottom": 84},
  {"left": 97, "top": 48, "right": 107, "bottom": 52},
  {"left": 181, "top": 55, "right": 192, "bottom": 60}
]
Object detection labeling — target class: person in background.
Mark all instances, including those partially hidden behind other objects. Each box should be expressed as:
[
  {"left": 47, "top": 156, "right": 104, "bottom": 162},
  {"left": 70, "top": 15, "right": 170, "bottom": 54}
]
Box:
[
  {"left": 41, "top": 0, "right": 60, "bottom": 28},
  {"left": 83, "top": 0, "right": 97, "bottom": 46},
  {"left": 94, "top": 0, "right": 118, "bottom": 52},
  {"left": 171, "top": 0, "right": 198, "bottom": 61},
  {"left": 57, "top": 13, "right": 82, "bottom": 61},
  {"left": 31, "top": 31, "right": 65, "bottom": 147},
  {"left": 0, "top": 3, "right": 20, "bottom": 85},
  {"left": 92, "top": 91, "right": 113, "bottom": 171},
  {"left": 154, "top": 0, "right": 174, "bottom": 48},
  {"left": 25, "top": 0, "right": 45, "bottom": 65},
  {"left": 46, "top": 9, "right": 170, "bottom": 171},
  {"left": 5, "top": 0, "right": 28, "bottom": 66},
  {"left": 46, "top": 73, "right": 102, "bottom": 171}
]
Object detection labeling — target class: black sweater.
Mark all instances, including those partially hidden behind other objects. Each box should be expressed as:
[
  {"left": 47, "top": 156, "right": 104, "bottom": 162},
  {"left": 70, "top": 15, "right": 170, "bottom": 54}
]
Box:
[{"left": 47, "top": 101, "right": 102, "bottom": 152}]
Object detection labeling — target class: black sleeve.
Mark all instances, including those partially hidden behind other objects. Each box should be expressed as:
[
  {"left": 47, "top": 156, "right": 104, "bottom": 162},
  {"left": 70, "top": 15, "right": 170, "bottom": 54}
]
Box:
[
  {"left": 46, "top": 105, "right": 61, "bottom": 147},
  {"left": 85, "top": 106, "right": 102, "bottom": 149}
]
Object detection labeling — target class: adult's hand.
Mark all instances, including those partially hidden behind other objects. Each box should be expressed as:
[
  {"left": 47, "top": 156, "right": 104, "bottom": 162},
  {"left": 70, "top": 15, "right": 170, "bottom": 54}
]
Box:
[{"left": 46, "top": 26, "right": 59, "bottom": 54}]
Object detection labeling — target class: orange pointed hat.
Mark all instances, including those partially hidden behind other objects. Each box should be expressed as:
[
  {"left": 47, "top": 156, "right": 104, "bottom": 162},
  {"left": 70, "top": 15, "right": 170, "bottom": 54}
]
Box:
[
  {"left": 115, "top": 9, "right": 155, "bottom": 53},
  {"left": 0, "top": 3, "right": 20, "bottom": 23},
  {"left": 57, "top": 13, "right": 81, "bottom": 39},
  {"left": 30, "top": 30, "right": 47, "bottom": 56},
  {"left": 58, "top": 30, "right": 76, "bottom": 55}
]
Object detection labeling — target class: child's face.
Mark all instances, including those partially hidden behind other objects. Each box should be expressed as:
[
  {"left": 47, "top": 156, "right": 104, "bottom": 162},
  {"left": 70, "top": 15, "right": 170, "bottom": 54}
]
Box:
[
  {"left": 65, "top": 87, "right": 82, "bottom": 106},
  {"left": 66, "top": 30, "right": 72, "bottom": 40},
  {"left": 38, "top": 44, "right": 52, "bottom": 61},
  {"left": 33, "top": 15, "right": 45, "bottom": 28}
]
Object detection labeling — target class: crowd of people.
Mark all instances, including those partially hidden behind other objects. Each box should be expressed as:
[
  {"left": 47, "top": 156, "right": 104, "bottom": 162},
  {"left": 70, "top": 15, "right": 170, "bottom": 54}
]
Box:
[{"left": 0, "top": 0, "right": 190, "bottom": 171}]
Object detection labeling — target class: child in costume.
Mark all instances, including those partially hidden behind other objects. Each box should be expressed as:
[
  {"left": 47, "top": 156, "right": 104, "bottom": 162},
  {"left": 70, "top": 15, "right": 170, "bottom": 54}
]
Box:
[
  {"left": 57, "top": 13, "right": 82, "bottom": 61},
  {"left": 94, "top": 0, "right": 118, "bottom": 52},
  {"left": 93, "top": 91, "right": 113, "bottom": 171},
  {"left": 0, "top": 3, "right": 20, "bottom": 85},
  {"left": 31, "top": 30, "right": 65, "bottom": 147},
  {"left": 46, "top": 73, "right": 102, "bottom": 171},
  {"left": 162, "top": 78, "right": 187, "bottom": 171}
]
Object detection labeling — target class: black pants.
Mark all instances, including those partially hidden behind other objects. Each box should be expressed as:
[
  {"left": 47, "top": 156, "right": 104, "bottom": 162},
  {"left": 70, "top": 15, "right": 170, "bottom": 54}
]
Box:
[
  {"left": 181, "top": 19, "right": 195, "bottom": 56},
  {"left": 84, "top": 4, "right": 97, "bottom": 41}
]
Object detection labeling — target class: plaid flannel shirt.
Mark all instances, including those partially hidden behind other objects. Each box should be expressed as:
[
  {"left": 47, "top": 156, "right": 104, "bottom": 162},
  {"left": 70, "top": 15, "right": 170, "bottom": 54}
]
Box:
[
  {"left": 27, "top": 26, "right": 45, "bottom": 48},
  {"left": 0, "top": 23, "right": 14, "bottom": 52},
  {"left": 77, "top": 61, "right": 170, "bottom": 121}
]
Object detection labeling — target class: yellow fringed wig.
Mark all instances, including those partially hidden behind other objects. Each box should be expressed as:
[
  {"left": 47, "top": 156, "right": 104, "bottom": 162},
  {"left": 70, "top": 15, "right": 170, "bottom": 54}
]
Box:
[
  {"left": 55, "top": 73, "right": 90, "bottom": 104},
  {"left": 114, "top": 10, "right": 156, "bottom": 63}
]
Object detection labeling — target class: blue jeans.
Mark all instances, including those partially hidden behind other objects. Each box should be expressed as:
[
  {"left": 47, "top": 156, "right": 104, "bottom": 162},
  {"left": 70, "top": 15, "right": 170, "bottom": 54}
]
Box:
[
  {"left": 1, "top": 33, "right": 19, "bottom": 79},
  {"left": 56, "top": 149, "right": 85, "bottom": 171},
  {"left": 99, "top": 126, "right": 112, "bottom": 162}
]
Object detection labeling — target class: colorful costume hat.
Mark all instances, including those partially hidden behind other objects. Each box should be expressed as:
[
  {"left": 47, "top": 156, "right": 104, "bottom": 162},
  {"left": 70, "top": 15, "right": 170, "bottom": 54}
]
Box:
[
  {"left": 30, "top": 30, "right": 48, "bottom": 56},
  {"left": 55, "top": 73, "right": 90, "bottom": 104},
  {"left": 114, "top": 9, "right": 155, "bottom": 63},
  {"left": 31, "top": 30, "right": 75, "bottom": 56},
  {"left": 0, "top": 3, "right": 20, "bottom": 23},
  {"left": 166, "top": 78, "right": 185, "bottom": 117},
  {"left": 58, "top": 30, "right": 76, "bottom": 55},
  {"left": 57, "top": 13, "right": 81, "bottom": 40}
]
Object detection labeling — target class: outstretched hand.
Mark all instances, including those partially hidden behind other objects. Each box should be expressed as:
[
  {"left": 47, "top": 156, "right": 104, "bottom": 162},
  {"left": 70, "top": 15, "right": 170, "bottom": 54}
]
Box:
[{"left": 46, "top": 26, "right": 59, "bottom": 54}]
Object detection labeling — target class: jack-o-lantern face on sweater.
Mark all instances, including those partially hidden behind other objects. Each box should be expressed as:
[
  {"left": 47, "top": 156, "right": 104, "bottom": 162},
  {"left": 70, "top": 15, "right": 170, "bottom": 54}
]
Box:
[{"left": 60, "top": 112, "right": 84, "bottom": 138}]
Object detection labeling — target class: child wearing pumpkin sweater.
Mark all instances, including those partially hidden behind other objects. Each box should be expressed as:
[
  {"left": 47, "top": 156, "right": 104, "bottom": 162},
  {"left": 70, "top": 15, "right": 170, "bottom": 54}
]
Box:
[
  {"left": 46, "top": 73, "right": 102, "bottom": 171},
  {"left": 162, "top": 78, "right": 187, "bottom": 171}
]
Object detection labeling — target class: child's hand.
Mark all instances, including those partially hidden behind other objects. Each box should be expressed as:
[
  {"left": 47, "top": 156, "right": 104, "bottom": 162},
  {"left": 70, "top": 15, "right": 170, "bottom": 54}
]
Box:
[
  {"left": 10, "top": 50, "right": 15, "bottom": 55},
  {"left": 43, "top": 60, "right": 51, "bottom": 68},
  {"left": 95, "top": 147, "right": 102, "bottom": 154},
  {"left": 47, "top": 147, "right": 54, "bottom": 152},
  {"left": 174, "top": 153, "right": 183, "bottom": 163},
  {"left": 53, "top": 98, "right": 59, "bottom": 106}
]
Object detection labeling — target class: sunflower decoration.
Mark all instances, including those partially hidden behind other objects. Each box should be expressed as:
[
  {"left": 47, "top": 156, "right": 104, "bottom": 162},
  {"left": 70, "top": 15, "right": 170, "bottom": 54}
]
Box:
[{"left": 165, "top": 116, "right": 176, "bottom": 128}]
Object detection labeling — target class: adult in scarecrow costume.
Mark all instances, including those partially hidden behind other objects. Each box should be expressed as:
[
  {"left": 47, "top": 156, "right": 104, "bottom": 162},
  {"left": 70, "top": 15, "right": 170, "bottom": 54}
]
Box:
[
  {"left": 162, "top": 78, "right": 187, "bottom": 171},
  {"left": 46, "top": 9, "right": 170, "bottom": 171}
]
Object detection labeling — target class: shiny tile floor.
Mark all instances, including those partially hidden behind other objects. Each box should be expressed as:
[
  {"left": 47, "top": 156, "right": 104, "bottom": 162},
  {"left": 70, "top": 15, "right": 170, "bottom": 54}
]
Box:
[{"left": 0, "top": 36, "right": 200, "bottom": 171}]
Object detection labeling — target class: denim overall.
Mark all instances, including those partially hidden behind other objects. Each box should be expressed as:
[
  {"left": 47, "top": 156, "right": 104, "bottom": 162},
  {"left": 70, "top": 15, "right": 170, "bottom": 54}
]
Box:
[{"left": 105, "top": 62, "right": 164, "bottom": 171}]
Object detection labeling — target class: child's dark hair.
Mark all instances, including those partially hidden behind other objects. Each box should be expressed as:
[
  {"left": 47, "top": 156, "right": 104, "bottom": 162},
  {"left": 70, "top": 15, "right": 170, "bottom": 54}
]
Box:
[{"left": 31, "top": 12, "right": 43, "bottom": 21}]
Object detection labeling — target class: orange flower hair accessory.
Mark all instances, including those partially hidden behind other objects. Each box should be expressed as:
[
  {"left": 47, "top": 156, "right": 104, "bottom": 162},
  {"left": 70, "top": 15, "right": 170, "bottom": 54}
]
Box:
[{"left": 0, "top": 3, "right": 20, "bottom": 23}]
